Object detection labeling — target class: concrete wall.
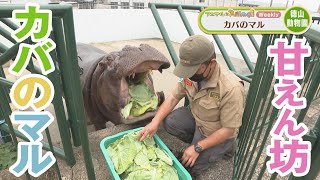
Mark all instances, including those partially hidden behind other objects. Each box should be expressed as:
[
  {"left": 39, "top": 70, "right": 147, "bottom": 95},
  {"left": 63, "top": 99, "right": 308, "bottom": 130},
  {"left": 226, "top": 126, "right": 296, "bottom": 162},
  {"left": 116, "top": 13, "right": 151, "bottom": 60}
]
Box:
[{"left": 73, "top": 9, "right": 261, "bottom": 62}]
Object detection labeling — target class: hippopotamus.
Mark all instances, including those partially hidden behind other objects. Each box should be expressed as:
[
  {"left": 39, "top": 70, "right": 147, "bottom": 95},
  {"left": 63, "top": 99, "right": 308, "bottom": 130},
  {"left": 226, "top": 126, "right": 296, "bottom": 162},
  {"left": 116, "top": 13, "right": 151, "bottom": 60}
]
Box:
[{"left": 77, "top": 43, "right": 170, "bottom": 130}]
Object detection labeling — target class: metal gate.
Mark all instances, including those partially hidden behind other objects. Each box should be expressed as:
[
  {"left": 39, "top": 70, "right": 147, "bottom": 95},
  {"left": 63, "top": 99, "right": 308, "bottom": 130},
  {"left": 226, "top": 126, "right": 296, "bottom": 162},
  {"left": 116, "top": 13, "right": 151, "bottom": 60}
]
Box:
[
  {"left": 234, "top": 27, "right": 320, "bottom": 180},
  {"left": 149, "top": 3, "right": 320, "bottom": 179},
  {"left": 0, "top": 4, "right": 95, "bottom": 180}
]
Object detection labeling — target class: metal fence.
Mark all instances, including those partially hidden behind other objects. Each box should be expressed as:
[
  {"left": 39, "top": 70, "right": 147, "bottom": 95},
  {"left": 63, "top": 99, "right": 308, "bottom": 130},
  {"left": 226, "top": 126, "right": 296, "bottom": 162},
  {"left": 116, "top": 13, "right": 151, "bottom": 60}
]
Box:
[
  {"left": 148, "top": 3, "right": 320, "bottom": 179},
  {"left": 0, "top": 3, "right": 319, "bottom": 180},
  {"left": 234, "top": 30, "right": 320, "bottom": 180},
  {"left": 0, "top": 4, "right": 95, "bottom": 180},
  {"left": 149, "top": 3, "right": 256, "bottom": 83}
]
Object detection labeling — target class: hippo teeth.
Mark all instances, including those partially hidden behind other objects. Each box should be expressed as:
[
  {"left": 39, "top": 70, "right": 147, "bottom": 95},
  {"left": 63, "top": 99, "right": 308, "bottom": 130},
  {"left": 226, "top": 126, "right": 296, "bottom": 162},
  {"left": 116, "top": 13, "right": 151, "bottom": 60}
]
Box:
[{"left": 132, "top": 73, "right": 135, "bottom": 79}]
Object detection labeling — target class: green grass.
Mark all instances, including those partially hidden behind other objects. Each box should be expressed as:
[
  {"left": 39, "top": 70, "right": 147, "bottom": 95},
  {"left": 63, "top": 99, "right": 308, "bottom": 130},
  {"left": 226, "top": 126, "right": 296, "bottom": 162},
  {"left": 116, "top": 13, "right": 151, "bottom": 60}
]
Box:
[{"left": 0, "top": 142, "right": 17, "bottom": 171}]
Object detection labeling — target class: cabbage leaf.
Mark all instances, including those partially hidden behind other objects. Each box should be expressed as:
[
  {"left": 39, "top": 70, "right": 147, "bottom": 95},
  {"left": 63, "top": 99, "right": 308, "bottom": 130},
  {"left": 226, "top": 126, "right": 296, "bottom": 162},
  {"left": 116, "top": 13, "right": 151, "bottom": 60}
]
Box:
[{"left": 107, "top": 132, "right": 179, "bottom": 180}]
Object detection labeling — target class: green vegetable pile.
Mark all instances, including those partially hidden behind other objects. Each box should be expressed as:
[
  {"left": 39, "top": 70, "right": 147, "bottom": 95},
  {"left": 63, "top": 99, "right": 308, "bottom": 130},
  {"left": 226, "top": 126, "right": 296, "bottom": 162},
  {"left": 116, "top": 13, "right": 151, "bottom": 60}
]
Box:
[
  {"left": 121, "top": 82, "right": 158, "bottom": 119},
  {"left": 107, "top": 132, "right": 179, "bottom": 180}
]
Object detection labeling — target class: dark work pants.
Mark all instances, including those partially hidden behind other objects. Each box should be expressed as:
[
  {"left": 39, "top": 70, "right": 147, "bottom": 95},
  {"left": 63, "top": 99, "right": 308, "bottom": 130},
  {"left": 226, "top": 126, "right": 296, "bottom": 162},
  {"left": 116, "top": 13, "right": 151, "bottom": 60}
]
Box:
[{"left": 163, "top": 107, "right": 235, "bottom": 175}]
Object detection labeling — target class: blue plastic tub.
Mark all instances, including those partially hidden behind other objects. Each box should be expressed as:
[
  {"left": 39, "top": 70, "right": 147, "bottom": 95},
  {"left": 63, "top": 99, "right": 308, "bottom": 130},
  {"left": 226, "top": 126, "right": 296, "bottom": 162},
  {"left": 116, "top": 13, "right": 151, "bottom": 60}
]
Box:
[{"left": 100, "top": 127, "right": 192, "bottom": 180}]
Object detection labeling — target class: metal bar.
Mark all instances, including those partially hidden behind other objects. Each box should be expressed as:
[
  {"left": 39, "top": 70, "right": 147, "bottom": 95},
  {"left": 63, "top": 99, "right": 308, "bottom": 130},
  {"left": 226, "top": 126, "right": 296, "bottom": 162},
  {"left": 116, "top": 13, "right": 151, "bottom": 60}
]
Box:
[
  {"left": 0, "top": 88, "right": 18, "bottom": 145},
  {"left": 44, "top": 128, "right": 62, "bottom": 180},
  {"left": 294, "top": 116, "right": 320, "bottom": 180},
  {"left": 299, "top": 57, "right": 314, "bottom": 97},
  {"left": 0, "top": 91, "right": 30, "bottom": 180},
  {"left": 0, "top": 42, "right": 20, "bottom": 66},
  {"left": 52, "top": 18, "right": 81, "bottom": 147},
  {"left": 246, "top": 37, "right": 280, "bottom": 179},
  {"left": 62, "top": 10, "right": 96, "bottom": 179},
  {"left": 304, "top": 24, "right": 320, "bottom": 44},
  {"left": 247, "top": 108, "right": 279, "bottom": 179},
  {"left": 0, "top": 107, "right": 11, "bottom": 142},
  {"left": 47, "top": 28, "right": 76, "bottom": 166},
  {"left": 234, "top": 51, "right": 268, "bottom": 176},
  {"left": 212, "top": 34, "right": 237, "bottom": 72},
  {"left": 0, "top": 77, "right": 14, "bottom": 87},
  {"left": 231, "top": 35, "right": 254, "bottom": 73},
  {"left": 172, "top": 5, "right": 194, "bottom": 107},
  {"left": 0, "top": 25, "right": 16, "bottom": 43},
  {"left": 236, "top": 35, "right": 276, "bottom": 154},
  {"left": 0, "top": 123, "right": 67, "bottom": 160},
  {"left": 270, "top": 172, "right": 278, "bottom": 180},
  {"left": 25, "top": 172, "right": 32, "bottom": 180},
  {"left": 199, "top": 6, "right": 237, "bottom": 72},
  {"left": 177, "top": 5, "right": 195, "bottom": 36},
  {"left": 0, "top": 18, "right": 19, "bottom": 30},
  {"left": 150, "top": 4, "right": 179, "bottom": 65},
  {"left": 149, "top": 3, "right": 205, "bottom": 10},
  {"left": 234, "top": 35, "right": 278, "bottom": 178},
  {"left": 287, "top": 34, "right": 294, "bottom": 45},
  {"left": 247, "top": 34, "right": 260, "bottom": 52},
  {"left": 237, "top": 60, "right": 273, "bottom": 178},
  {"left": 26, "top": 63, "right": 42, "bottom": 74},
  {"left": 296, "top": 61, "right": 320, "bottom": 123},
  {"left": 301, "top": 61, "right": 317, "bottom": 98},
  {"left": 239, "top": 60, "right": 275, "bottom": 179},
  {"left": 234, "top": 72, "right": 252, "bottom": 83},
  {"left": 257, "top": 156, "right": 270, "bottom": 179},
  {"left": 243, "top": 73, "right": 254, "bottom": 78},
  {"left": 0, "top": 41, "right": 8, "bottom": 53},
  {"left": 0, "top": 67, "right": 10, "bottom": 103}
]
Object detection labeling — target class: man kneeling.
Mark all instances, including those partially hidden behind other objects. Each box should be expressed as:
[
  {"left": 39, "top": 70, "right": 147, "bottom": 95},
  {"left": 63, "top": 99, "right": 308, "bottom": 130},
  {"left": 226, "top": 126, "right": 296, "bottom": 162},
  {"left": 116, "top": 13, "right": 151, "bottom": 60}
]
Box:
[{"left": 138, "top": 35, "right": 245, "bottom": 177}]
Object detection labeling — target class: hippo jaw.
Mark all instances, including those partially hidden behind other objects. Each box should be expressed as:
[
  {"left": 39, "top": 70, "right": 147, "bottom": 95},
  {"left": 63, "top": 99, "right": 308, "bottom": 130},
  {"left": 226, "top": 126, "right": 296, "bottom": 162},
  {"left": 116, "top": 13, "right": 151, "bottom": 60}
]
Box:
[
  {"left": 102, "top": 44, "right": 170, "bottom": 125},
  {"left": 115, "top": 44, "right": 170, "bottom": 76}
]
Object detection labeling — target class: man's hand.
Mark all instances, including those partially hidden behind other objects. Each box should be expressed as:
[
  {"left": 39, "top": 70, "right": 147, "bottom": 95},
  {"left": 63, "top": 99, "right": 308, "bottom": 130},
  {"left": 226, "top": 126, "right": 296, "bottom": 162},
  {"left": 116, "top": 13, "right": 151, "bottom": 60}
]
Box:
[
  {"left": 137, "top": 120, "right": 160, "bottom": 141},
  {"left": 137, "top": 95, "right": 179, "bottom": 141},
  {"left": 181, "top": 145, "right": 199, "bottom": 168}
]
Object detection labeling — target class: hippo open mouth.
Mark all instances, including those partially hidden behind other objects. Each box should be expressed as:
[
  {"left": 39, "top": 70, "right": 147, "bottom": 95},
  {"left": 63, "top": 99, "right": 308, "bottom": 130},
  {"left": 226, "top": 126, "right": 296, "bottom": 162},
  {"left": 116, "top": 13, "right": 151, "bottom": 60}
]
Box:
[{"left": 77, "top": 43, "right": 170, "bottom": 130}]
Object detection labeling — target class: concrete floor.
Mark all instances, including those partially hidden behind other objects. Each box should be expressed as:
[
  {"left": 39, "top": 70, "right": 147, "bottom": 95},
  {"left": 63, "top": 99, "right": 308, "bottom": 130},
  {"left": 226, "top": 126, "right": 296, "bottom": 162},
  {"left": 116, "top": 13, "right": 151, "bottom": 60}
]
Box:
[{"left": 0, "top": 38, "right": 319, "bottom": 180}]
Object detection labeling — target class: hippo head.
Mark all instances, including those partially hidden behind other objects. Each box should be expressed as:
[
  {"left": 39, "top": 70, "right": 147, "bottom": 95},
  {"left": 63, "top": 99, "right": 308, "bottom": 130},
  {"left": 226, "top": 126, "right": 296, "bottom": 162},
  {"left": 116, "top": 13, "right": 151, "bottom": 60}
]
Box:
[{"left": 80, "top": 44, "right": 170, "bottom": 129}]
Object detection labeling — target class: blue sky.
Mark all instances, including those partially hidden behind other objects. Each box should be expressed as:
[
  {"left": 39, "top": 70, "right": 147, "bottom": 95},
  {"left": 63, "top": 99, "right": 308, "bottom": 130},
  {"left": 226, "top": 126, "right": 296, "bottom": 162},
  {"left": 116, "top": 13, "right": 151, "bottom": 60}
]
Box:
[{"left": 240, "top": 0, "right": 320, "bottom": 12}]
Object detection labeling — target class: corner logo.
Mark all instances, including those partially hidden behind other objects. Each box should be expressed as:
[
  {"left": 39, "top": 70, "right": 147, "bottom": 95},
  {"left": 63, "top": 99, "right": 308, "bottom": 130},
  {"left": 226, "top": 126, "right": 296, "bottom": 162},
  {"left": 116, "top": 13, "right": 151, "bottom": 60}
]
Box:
[{"left": 199, "top": 6, "right": 311, "bottom": 34}]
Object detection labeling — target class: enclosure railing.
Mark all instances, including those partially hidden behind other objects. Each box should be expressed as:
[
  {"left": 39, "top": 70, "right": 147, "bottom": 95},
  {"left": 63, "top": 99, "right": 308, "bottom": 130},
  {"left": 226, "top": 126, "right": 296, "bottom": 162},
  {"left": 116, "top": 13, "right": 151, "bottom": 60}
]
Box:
[
  {"left": 149, "top": 3, "right": 320, "bottom": 179},
  {"left": 0, "top": 4, "right": 95, "bottom": 180}
]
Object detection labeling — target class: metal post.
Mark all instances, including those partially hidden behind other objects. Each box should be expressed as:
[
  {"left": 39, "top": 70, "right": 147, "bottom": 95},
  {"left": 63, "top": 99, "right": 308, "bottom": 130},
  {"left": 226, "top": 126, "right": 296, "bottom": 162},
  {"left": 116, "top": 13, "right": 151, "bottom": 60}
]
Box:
[
  {"left": 231, "top": 35, "right": 255, "bottom": 73},
  {"left": 63, "top": 8, "right": 96, "bottom": 180},
  {"left": 149, "top": 3, "right": 179, "bottom": 65},
  {"left": 248, "top": 34, "right": 260, "bottom": 52},
  {"left": 177, "top": 5, "right": 195, "bottom": 36}
]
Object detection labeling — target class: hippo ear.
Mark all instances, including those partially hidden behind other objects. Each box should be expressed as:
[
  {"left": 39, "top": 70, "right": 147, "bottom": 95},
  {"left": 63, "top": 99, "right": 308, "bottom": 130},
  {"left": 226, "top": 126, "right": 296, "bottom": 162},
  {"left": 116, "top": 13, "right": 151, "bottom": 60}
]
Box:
[
  {"left": 122, "top": 45, "right": 134, "bottom": 51},
  {"left": 99, "top": 55, "right": 114, "bottom": 68}
]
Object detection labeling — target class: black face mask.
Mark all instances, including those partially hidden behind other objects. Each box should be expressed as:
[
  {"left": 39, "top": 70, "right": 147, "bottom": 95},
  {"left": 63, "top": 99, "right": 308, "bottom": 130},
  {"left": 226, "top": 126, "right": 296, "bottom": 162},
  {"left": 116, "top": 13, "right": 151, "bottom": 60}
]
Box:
[
  {"left": 189, "top": 65, "right": 208, "bottom": 82},
  {"left": 189, "top": 73, "right": 206, "bottom": 82}
]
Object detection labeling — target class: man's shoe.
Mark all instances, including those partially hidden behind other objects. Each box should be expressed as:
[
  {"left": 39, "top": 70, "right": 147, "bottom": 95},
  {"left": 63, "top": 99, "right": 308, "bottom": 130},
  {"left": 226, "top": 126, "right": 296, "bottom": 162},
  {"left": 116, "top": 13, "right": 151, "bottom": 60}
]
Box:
[
  {"left": 186, "top": 167, "right": 200, "bottom": 179},
  {"left": 222, "top": 148, "right": 234, "bottom": 160}
]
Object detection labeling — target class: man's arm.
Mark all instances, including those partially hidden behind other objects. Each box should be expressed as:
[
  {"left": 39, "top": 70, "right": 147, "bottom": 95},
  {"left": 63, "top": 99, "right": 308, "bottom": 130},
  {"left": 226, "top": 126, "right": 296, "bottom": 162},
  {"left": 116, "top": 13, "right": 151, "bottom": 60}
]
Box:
[
  {"left": 198, "top": 127, "right": 235, "bottom": 150},
  {"left": 198, "top": 85, "right": 244, "bottom": 150},
  {"left": 138, "top": 95, "right": 179, "bottom": 141},
  {"left": 181, "top": 127, "right": 235, "bottom": 167},
  {"left": 152, "top": 95, "right": 179, "bottom": 125}
]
